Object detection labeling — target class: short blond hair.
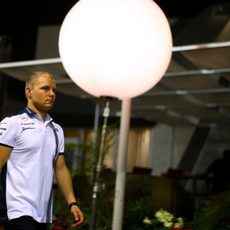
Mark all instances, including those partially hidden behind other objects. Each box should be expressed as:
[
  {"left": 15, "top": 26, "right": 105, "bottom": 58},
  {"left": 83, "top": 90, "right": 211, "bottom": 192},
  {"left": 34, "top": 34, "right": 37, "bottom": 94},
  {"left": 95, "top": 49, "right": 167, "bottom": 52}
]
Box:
[{"left": 26, "top": 71, "right": 55, "bottom": 87}]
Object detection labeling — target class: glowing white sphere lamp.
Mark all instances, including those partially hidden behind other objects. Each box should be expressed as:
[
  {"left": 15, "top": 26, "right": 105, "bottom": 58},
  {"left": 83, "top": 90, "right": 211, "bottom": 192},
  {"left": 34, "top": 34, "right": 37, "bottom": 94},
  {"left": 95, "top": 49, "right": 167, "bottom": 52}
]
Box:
[
  {"left": 59, "top": 0, "right": 172, "bottom": 229},
  {"left": 58, "top": 0, "right": 172, "bottom": 100}
]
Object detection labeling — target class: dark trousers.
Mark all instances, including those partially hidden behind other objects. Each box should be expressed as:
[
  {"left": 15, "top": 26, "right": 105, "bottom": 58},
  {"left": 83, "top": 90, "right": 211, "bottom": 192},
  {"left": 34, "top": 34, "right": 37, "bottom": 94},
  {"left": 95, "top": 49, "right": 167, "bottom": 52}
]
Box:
[{"left": 9, "top": 216, "right": 48, "bottom": 230}]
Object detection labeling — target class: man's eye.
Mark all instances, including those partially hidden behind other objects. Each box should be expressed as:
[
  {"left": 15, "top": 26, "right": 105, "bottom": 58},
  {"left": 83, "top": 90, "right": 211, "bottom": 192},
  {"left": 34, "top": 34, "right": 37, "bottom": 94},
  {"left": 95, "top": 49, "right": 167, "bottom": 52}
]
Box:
[
  {"left": 41, "top": 86, "right": 49, "bottom": 90},
  {"left": 41, "top": 86, "right": 50, "bottom": 91}
]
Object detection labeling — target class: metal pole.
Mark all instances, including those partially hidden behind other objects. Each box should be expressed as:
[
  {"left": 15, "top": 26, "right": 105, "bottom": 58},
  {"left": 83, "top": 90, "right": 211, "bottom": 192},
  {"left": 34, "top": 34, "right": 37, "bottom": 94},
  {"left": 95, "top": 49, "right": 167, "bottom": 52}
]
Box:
[
  {"left": 91, "top": 103, "right": 100, "bottom": 183},
  {"left": 112, "top": 98, "right": 131, "bottom": 230},
  {"left": 89, "top": 100, "right": 110, "bottom": 230},
  {"left": 0, "top": 41, "right": 229, "bottom": 69}
]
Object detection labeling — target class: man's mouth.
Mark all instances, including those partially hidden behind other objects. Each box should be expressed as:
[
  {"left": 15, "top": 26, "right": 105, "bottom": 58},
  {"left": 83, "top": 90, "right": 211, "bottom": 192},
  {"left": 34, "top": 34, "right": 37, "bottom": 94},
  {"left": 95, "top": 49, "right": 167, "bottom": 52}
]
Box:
[{"left": 45, "top": 100, "right": 54, "bottom": 103}]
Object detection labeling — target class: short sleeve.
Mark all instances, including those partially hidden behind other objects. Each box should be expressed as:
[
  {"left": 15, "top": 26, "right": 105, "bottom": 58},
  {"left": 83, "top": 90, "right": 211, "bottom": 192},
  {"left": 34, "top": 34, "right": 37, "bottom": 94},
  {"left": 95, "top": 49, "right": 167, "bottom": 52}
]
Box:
[
  {"left": 53, "top": 122, "right": 64, "bottom": 154},
  {"left": 0, "top": 117, "right": 17, "bottom": 148}
]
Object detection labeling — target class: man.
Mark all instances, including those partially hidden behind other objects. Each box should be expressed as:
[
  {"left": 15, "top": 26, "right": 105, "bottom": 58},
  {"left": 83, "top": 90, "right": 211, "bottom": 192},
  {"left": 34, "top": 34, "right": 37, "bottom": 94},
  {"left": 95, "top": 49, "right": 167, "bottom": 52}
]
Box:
[
  {"left": 0, "top": 71, "right": 84, "bottom": 229},
  {"left": 205, "top": 149, "right": 230, "bottom": 195}
]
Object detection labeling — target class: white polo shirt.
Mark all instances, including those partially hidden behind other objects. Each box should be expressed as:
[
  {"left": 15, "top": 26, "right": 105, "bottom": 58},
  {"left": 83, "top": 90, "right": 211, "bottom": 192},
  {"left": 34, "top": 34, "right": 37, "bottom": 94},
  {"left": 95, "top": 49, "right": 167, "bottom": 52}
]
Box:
[{"left": 0, "top": 108, "right": 64, "bottom": 223}]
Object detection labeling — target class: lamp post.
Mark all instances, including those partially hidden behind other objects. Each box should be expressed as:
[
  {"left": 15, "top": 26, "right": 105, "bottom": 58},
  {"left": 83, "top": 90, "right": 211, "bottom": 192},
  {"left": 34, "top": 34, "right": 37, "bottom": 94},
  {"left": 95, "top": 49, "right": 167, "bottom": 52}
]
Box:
[
  {"left": 58, "top": 0, "right": 172, "bottom": 228},
  {"left": 112, "top": 98, "right": 131, "bottom": 229},
  {"left": 89, "top": 98, "right": 112, "bottom": 230}
]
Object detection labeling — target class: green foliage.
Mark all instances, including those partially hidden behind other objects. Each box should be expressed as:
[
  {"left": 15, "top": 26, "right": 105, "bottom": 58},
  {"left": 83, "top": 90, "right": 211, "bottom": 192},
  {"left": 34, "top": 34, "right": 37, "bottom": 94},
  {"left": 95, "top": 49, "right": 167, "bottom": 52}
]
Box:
[
  {"left": 123, "top": 199, "right": 154, "bottom": 230},
  {"left": 75, "top": 121, "right": 119, "bottom": 180},
  {"left": 193, "top": 190, "right": 230, "bottom": 230},
  {"left": 51, "top": 174, "right": 196, "bottom": 230}
]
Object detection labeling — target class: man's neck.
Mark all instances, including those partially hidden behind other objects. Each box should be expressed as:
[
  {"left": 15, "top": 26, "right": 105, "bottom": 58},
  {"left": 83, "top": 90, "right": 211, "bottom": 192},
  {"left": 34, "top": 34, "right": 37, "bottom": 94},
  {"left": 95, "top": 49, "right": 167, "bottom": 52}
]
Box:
[{"left": 27, "top": 104, "right": 47, "bottom": 121}]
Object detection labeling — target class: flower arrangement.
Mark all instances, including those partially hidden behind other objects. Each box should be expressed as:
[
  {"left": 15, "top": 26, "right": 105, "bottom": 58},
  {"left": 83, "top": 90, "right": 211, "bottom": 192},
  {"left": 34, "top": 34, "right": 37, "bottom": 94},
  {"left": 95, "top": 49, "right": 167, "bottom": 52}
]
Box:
[{"left": 143, "top": 209, "right": 191, "bottom": 230}]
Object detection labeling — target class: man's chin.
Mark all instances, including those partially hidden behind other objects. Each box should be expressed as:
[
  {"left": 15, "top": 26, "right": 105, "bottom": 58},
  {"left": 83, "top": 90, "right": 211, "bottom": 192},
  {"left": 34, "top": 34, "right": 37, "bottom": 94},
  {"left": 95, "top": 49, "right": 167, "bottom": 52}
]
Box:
[{"left": 44, "top": 105, "right": 54, "bottom": 111}]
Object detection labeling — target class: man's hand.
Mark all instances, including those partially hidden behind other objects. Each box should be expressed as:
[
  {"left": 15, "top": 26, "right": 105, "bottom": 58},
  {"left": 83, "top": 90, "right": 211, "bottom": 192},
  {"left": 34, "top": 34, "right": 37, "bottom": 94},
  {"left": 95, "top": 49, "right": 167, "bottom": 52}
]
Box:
[{"left": 70, "top": 205, "right": 84, "bottom": 228}]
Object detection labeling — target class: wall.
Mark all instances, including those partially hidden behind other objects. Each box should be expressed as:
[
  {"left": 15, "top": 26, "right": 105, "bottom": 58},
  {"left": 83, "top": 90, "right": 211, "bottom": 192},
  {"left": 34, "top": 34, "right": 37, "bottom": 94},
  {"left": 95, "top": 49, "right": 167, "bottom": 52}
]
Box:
[{"left": 151, "top": 124, "right": 195, "bottom": 176}]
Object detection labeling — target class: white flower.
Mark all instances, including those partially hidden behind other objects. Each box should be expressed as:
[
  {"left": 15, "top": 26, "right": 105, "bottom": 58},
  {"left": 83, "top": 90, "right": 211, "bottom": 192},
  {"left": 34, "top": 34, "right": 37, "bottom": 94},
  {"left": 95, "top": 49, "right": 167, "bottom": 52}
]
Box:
[
  {"left": 143, "top": 217, "right": 152, "bottom": 225},
  {"left": 174, "top": 217, "right": 184, "bottom": 228},
  {"left": 155, "top": 209, "right": 174, "bottom": 223},
  {"left": 163, "top": 221, "right": 173, "bottom": 228},
  {"left": 143, "top": 209, "right": 184, "bottom": 229}
]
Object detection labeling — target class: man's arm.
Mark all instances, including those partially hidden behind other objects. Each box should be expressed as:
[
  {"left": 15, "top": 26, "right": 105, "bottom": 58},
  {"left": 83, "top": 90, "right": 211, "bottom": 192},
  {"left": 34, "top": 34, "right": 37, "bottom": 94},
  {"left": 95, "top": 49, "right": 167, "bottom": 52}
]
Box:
[
  {"left": 54, "top": 155, "right": 84, "bottom": 227},
  {"left": 0, "top": 145, "right": 12, "bottom": 173}
]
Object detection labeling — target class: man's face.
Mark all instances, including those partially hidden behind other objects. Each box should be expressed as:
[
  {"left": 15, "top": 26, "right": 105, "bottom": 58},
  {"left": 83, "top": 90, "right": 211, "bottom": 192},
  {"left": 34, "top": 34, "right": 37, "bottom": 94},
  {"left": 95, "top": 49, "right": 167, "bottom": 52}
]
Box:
[{"left": 27, "top": 75, "right": 56, "bottom": 112}]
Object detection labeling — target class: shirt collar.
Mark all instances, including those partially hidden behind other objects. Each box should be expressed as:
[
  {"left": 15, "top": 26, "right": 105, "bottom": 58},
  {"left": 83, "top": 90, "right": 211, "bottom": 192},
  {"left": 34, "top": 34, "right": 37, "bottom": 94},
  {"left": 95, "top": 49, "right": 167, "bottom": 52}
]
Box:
[
  {"left": 23, "top": 107, "right": 36, "bottom": 117},
  {"left": 23, "top": 107, "right": 52, "bottom": 123}
]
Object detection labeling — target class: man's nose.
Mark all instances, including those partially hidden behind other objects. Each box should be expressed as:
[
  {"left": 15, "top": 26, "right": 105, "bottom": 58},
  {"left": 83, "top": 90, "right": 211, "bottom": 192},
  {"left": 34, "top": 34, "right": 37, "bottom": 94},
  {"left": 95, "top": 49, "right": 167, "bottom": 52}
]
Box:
[{"left": 49, "top": 89, "right": 56, "bottom": 96}]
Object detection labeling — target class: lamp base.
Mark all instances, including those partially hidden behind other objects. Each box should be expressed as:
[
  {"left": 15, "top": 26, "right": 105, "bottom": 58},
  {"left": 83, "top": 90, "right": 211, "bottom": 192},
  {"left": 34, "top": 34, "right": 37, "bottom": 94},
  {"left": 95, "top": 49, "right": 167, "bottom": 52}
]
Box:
[{"left": 99, "top": 96, "right": 118, "bottom": 102}]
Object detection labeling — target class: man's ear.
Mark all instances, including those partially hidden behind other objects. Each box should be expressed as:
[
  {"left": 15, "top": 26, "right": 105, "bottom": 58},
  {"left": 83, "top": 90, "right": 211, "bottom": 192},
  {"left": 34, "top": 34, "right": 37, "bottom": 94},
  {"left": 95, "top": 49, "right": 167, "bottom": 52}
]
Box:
[{"left": 25, "top": 87, "right": 32, "bottom": 98}]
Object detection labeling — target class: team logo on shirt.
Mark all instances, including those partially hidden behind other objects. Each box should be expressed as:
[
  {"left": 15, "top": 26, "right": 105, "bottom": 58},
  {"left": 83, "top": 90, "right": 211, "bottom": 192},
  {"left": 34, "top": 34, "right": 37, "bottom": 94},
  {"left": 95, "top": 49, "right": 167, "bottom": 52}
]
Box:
[
  {"left": 21, "top": 122, "right": 36, "bottom": 131},
  {"left": 20, "top": 114, "right": 29, "bottom": 121},
  {"left": 22, "top": 127, "right": 35, "bottom": 131},
  {"left": 49, "top": 123, "right": 59, "bottom": 132},
  {"left": 19, "top": 115, "right": 36, "bottom": 131}
]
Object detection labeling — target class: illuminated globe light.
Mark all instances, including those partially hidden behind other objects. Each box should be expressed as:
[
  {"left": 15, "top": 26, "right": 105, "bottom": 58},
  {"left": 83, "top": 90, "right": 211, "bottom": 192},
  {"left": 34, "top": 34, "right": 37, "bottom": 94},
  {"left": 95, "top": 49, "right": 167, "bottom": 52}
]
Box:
[{"left": 58, "top": 0, "right": 172, "bottom": 99}]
